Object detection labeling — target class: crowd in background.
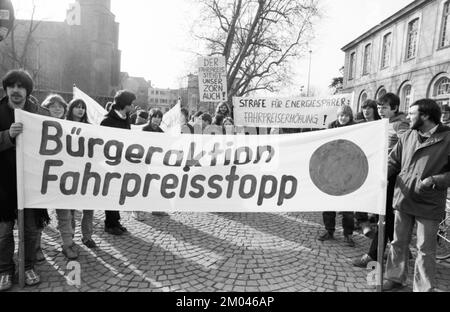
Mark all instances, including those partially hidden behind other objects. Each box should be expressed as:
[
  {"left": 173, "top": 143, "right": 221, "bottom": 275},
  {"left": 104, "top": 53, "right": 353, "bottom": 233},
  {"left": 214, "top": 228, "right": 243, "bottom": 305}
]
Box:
[{"left": 1, "top": 69, "right": 449, "bottom": 292}]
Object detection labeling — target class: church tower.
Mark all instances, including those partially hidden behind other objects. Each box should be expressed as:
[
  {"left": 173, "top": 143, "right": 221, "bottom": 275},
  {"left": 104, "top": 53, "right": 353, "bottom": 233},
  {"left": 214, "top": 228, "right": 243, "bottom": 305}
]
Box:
[{"left": 64, "top": 0, "right": 120, "bottom": 97}]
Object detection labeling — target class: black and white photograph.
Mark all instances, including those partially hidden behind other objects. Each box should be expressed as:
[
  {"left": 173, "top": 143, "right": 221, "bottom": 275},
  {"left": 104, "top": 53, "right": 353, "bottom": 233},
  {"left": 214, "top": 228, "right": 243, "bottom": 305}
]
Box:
[{"left": 0, "top": 0, "right": 449, "bottom": 299}]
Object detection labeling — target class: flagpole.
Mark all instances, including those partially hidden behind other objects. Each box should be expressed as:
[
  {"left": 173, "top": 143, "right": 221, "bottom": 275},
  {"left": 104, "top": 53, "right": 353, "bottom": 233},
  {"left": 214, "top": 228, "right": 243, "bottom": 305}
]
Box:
[
  {"left": 376, "top": 215, "right": 385, "bottom": 292},
  {"left": 15, "top": 109, "right": 26, "bottom": 288}
]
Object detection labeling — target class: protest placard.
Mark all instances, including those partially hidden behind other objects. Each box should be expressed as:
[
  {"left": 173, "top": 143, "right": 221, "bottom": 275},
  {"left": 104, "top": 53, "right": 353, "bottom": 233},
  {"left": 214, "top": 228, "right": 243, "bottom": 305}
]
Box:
[
  {"left": 233, "top": 93, "right": 354, "bottom": 129},
  {"left": 15, "top": 109, "right": 387, "bottom": 214},
  {"left": 198, "top": 56, "right": 227, "bottom": 102}
]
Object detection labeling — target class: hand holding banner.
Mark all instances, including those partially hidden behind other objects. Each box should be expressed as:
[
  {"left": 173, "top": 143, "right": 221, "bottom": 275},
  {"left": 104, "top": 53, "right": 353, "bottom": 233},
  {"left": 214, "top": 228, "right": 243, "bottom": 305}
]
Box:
[{"left": 15, "top": 110, "right": 388, "bottom": 215}]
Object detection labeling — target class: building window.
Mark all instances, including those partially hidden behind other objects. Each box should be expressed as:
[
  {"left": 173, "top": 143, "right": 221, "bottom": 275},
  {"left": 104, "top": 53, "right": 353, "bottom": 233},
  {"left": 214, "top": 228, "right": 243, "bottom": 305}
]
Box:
[
  {"left": 400, "top": 84, "right": 413, "bottom": 112},
  {"left": 381, "top": 33, "right": 392, "bottom": 68},
  {"left": 358, "top": 91, "right": 368, "bottom": 111},
  {"left": 433, "top": 76, "right": 450, "bottom": 108},
  {"left": 440, "top": 1, "right": 450, "bottom": 48},
  {"left": 363, "top": 44, "right": 371, "bottom": 75},
  {"left": 435, "top": 77, "right": 450, "bottom": 96},
  {"left": 376, "top": 87, "right": 387, "bottom": 100},
  {"left": 406, "top": 19, "right": 419, "bottom": 60},
  {"left": 349, "top": 52, "right": 356, "bottom": 80}
]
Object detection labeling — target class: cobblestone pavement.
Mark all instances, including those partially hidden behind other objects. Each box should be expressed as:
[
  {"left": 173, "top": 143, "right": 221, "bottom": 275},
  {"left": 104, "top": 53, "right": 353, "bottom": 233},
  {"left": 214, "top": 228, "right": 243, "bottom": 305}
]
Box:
[{"left": 9, "top": 210, "right": 450, "bottom": 292}]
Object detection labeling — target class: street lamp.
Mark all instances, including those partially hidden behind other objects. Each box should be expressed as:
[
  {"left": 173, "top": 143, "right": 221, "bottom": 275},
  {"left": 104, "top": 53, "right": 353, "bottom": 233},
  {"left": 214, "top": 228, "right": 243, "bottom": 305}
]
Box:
[{"left": 307, "top": 50, "right": 312, "bottom": 97}]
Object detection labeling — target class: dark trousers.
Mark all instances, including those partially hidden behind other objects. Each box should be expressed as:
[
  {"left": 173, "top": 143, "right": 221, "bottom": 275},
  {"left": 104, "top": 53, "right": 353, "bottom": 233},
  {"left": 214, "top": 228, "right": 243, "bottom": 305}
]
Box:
[
  {"left": 104, "top": 210, "right": 121, "bottom": 228},
  {"left": 0, "top": 210, "right": 40, "bottom": 275},
  {"left": 355, "top": 212, "right": 369, "bottom": 223},
  {"left": 322, "top": 211, "right": 354, "bottom": 236},
  {"left": 368, "top": 175, "right": 396, "bottom": 260}
]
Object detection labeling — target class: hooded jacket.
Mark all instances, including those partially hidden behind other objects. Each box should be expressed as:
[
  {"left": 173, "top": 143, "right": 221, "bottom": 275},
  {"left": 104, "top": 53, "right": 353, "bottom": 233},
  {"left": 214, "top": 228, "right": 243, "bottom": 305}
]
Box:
[
  {"left": 388, "top": 124, "right": 450, "bottom": 220},
  {"left": 387, "top": 112, "right": 409, "bottom": 152},
  {"left": 100, "top": 109, "right": 131, "bottom": 130}
]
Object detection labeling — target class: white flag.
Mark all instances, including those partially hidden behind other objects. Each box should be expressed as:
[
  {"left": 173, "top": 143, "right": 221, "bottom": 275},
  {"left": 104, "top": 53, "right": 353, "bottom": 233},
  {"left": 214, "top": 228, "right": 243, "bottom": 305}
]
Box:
[
  {"left": 160, "top": 99, "right": 182, "bottom": 135},
  {"left": 73, "top": 86, "right": 107, "bottom": 125},
  {"left": 66, "top": 1, "right": 81, "bottom": 26}
]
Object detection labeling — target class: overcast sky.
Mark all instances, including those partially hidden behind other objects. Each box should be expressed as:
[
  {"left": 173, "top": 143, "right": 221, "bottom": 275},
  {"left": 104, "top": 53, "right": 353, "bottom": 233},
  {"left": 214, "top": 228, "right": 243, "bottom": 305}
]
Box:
[{"left": 12, "top": 0, "right": 414, "bottom": 94}]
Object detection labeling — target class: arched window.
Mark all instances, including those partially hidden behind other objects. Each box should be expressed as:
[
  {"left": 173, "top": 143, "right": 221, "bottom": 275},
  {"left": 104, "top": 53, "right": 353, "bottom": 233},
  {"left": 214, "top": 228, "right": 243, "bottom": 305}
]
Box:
[
  {"left": 433, "top": 76, "right": 450, "bottom": 107},
  {"left": 358, "top": 90, "right": 368, "bottom": 111},
  {"left": 376, "top": 87, "right": 387, "bottom": 100},
  {"left": 399, "top": 83, "right": 413, "bottom": 112}
]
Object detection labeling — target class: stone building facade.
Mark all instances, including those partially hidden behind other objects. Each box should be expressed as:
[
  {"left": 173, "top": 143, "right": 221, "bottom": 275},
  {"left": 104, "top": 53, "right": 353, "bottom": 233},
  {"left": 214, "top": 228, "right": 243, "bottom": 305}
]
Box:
[
  {"left": 342, "top": 0, "right": 450, "bottom": 113},
  {"left": 0, "top": 0, "right": 121, "bottom": 105}
]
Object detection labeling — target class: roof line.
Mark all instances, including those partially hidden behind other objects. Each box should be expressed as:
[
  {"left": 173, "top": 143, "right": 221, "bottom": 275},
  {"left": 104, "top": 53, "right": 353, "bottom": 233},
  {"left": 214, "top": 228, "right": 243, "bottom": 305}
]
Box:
[{"left": 341, "top": 0, "right": 432, "bottom": 51}]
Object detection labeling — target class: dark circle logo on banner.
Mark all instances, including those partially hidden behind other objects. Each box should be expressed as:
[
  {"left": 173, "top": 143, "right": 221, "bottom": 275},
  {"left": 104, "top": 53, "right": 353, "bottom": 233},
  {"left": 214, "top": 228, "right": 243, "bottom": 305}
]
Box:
[{"left": 309, "top": 139, "right": 368, "bottom": 196}]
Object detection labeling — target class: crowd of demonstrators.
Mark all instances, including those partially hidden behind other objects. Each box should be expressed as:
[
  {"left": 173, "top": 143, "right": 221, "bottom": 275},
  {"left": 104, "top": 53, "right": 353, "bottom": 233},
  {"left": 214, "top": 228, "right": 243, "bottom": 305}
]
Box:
[
  {"left": 318, "top": 105, "right": 357, "bottom": 247},
  {"left": 1, "top": 68, "right": 450, "bottom": 292}
]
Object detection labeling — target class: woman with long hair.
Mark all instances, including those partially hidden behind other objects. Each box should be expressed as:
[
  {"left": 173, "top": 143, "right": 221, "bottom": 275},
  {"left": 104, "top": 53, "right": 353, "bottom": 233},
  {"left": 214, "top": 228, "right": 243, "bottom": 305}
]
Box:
[
  {"left": 360, "top": 99, "right": 381, "bottom": 122},
  {"left": 215, "top": 102, "right": 231, "bottom": 118},
  {"left": 66, "top": 99, "right": 97, "bottom": 249}
]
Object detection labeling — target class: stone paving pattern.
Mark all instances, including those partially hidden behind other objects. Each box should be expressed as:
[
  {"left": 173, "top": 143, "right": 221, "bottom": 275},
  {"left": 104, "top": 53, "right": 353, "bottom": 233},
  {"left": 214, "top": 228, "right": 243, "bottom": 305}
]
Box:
[{"left": 9, "top": 210, "right": 450, "bottom": 292}]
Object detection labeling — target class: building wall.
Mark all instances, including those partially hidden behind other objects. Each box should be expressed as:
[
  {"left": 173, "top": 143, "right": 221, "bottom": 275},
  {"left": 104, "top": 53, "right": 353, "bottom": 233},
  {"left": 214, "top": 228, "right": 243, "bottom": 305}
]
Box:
[
  {"left": 342, "top": 0, "right": 450, "bottom": 112},
  {"left": 0, "top": 0, "right": 120, "bottom": 100},
  {"left": 121, "top": 75, "right": 150, "bottom": 110},
  {"left": 148, "top": 87, "right": 183, "bottom": 112}
]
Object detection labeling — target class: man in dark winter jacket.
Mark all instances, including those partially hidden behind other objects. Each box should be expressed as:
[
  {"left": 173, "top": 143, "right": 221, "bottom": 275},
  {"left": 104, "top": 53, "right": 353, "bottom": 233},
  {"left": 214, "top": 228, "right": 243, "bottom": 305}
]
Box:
[
  {"left": 383, "top": 99, "right": 450, "bottom": 292},
  {"left": 100, "top": 90, "right": 136, "bottom": 235},
  {"left": 0, "top": 69, "right": 50, "bottom": 291}
]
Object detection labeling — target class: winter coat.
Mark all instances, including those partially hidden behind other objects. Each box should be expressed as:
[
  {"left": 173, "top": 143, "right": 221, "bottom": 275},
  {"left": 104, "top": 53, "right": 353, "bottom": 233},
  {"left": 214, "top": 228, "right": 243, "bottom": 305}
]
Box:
[
  {"left": 142, "top": 123, "right": 163, "bottom": 133},
  {"left": 100, "top": 109, "right": 131, "bottom": 130},
  {"left": 0, "top": 96, "right": 50, "bottom": 222},
  {"left": 388, "top": 124, "right": 450, "bottom": 221},
  {"left": 327, "top": 120, "right": 356, "bottom": 129}
]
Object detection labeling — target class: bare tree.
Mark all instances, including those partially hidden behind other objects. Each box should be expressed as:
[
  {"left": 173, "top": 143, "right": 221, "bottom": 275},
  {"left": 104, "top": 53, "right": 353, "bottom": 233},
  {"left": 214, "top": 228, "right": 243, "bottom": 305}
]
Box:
[
  {"left": 193, "top": 0, "right": 320, "bottom": 100},
  {"left": 329, "top": 66, "right": 344, "bottom": 95},
  {"left": 0, "top": 1, "right": 42, "bottom": 80}
]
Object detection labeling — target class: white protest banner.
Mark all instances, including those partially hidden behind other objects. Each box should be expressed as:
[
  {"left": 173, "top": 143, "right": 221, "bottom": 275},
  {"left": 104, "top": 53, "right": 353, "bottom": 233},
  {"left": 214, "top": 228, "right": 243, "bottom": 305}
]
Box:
[
  {"left": 233, "top": 93, "right": 354, "bottom": 129},
  {"left": 73, "top": 86, "right": 107, "bottom": 125},
  {"left": 160, "top": 100, "right": 182, "bottom": 135},
  {"left": 198, "top": 56, "right": 227, "bottom": 102},
  {"left": 16, "top": 109, "right": 388, "bottom": 214}
]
